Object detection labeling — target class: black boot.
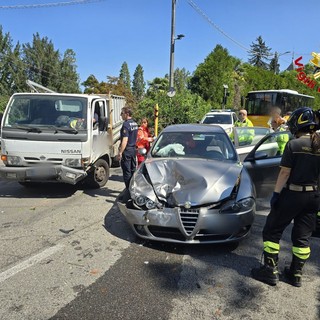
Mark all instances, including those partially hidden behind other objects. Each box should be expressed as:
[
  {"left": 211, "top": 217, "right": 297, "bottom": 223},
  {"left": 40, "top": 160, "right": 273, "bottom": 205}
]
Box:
[
  {"left": 284, "top": 256, "right": 305, "bottom": 287},
  {"left": 251, "top": 252, "right": 279, "bottom": 286}
]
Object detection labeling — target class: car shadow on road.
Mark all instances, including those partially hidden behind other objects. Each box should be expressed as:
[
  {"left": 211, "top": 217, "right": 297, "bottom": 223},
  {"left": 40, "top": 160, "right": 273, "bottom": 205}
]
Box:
[
  {"left": 0, "top": 181, "right": 79, "bottom": 198},
  {"left": 103, "top": 197, "right": 138, "bottom": 244},
  {"left": 80, "top": 185, "right": 121, "bottom": 202}
]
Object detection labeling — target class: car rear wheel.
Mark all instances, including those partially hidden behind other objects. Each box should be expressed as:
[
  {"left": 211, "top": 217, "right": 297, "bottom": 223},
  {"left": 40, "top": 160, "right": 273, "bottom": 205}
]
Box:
[{"left": 85, "top": 159, "right": 110, "bottom": 188}]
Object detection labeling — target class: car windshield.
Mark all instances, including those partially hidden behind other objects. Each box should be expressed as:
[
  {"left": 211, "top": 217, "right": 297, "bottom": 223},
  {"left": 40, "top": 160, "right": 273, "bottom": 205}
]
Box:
[
  {"left": 202, "top": 114, "right": 232, "bottom": 125},
  {"left": 3, "top": 95, "right": 88, "bottom": 130},
  {"left": 151, "top": 131, "right": 237, "bottom": 161}
]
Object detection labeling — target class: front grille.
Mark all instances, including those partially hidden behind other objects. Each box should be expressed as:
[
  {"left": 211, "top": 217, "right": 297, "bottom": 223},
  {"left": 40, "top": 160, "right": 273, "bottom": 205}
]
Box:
[
  {"left": 148, "top": 226, "right": 186, "bottom": 241},
  {"left": 194, "top": 233, "right": 232, "bottom": 242},
  {"left": 179, "top": 208, "right": 200, "bottom": 235},
  {"left": 24, "top": 157, "right": 63, "bottom": 165}
]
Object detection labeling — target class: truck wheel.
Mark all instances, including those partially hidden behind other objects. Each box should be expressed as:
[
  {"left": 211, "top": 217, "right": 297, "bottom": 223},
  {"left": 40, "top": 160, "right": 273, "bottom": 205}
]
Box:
[{"left": 86, "top": 159, "right": 110, "bottom": 188}]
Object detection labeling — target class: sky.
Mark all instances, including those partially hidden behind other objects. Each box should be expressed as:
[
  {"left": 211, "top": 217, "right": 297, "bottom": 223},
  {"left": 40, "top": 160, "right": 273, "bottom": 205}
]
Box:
[{"left": 0, "top": 0, "right": 319, "bottom": 90}]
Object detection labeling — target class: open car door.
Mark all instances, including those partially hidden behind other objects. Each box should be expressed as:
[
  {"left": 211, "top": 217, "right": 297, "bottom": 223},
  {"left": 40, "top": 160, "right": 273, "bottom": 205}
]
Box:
[
  {"left": 233, "top": 126, "right": 272, "bottom": 162},
  {"left": 243, "top": 130, "right": 293, "bottom": 198}
]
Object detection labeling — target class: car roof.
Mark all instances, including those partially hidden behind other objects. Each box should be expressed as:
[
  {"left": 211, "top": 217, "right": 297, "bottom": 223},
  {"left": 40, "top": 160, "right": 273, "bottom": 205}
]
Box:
[
  {"left": 205, "top": 111, "right": 234, "bottom": 115},
  {"left": 161, "top": 124, "right": 226, "bottom": 134}
]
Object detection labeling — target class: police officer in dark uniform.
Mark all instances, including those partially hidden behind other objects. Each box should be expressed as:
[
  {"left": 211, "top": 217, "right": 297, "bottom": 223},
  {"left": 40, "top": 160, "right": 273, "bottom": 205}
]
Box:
[
  {"left": 118, "top": 107, "right": 138, "bottom": 189},
  {"left": 252, "top": 107, "right": 320, "bottom": 287}
]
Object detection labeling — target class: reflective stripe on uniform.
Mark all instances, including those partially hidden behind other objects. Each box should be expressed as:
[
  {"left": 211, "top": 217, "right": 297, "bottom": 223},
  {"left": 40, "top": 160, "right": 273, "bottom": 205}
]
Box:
[
  {"left": 292, "top": 246, "right": 310, "bottom": 260},
  {"left": 263, "top": 241, "right": 280, "bottom": 254}
]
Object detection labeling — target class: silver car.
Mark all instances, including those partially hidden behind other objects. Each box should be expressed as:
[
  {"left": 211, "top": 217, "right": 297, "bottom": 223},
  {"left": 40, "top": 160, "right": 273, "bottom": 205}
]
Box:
[{"left": 118, "top": 124, "right": 256, "bottom": 244}]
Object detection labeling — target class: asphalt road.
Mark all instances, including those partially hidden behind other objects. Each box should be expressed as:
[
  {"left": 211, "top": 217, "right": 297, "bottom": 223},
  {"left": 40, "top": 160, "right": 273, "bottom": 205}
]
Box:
[{"left": 0, "top": 167, "right": 320, "bottom": 320}]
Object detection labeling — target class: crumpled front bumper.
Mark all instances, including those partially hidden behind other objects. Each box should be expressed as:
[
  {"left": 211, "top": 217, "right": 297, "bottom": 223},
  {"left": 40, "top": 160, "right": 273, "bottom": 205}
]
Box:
[
  {"left": 0, "top": 165, "right": 87, "bottom": 185},
  {"left": 117, "top": 200, "right": 255, "bottom": 244}
]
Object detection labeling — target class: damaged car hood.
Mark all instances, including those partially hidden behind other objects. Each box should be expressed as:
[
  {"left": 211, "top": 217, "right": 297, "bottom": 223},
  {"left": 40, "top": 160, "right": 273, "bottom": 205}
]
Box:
[{"left": 131, "top": 158, "right": 243, "bottom": 206}]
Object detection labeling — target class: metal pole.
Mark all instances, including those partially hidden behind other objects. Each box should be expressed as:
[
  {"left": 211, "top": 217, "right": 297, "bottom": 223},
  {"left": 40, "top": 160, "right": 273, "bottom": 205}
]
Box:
[
  {"left": 169, "top": 0, "right": 176, "bottom": 91},
  {"left": 154, "top": 104, "right": 159, "bottom": 137}
]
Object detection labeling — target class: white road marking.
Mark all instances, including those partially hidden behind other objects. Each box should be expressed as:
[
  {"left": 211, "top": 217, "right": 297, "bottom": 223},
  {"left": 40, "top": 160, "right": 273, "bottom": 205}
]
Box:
[{"left": 0, "top": 244, "right": 64, "bottom": 283}]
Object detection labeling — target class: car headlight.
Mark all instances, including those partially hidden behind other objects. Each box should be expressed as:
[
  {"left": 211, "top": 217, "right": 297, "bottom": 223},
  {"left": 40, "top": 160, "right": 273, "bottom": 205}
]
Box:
[
  {"left": 220, "top": 197, "right": 255, "bottom": 214},
  {"left": 133, "top": 195, "right": 158, "bottom": 210},
  {"left": 65, "top": 158, "right": 82, "bottom": 167},
  {"left": 6, "top": 155, "right": 22, "bottom": 166}
]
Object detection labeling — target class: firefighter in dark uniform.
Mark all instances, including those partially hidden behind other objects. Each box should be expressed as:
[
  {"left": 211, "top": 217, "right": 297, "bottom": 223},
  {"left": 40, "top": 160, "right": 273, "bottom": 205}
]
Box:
[
  {"left": 118, "top": 107, "right": 138, "bottom": 189},
  {"left": 252, "top": 107, "right": 320, "bottom": 287}
]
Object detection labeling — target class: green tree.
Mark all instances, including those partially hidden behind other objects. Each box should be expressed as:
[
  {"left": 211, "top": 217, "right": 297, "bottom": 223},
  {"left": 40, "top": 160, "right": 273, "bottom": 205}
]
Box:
[
  {"left": 248, "top": 36, "right": 272, "bottom": 70},
  {"left": 10, "top": 42, "right": 28, "bottom": 93},
  {"left": 58, "top": 49, "right": 80, "bottom": 93},
  {"left": 147, "top": 77, "right": 169, "bottom": 95},
  {"left": 82, "top": 74, "right": 135, "bottom": 106},
  {"left": 119, "top": 62, "right": 131, "bottom": 92},
  {"left": 22, "top": 33, "right": 80, "bottom": 93},
  {"left": 189, "top": 44, "right": 240, "bottom": 108},
  {"left": 174, "top": 68, "right": 190, "bottom": 93},
  {"left": 136, "top": 82, "right": 210, "bottom": 132},
  {"left": 132, "top": 64, "right": 145, "bottom": 101},
  {"left": 22, "top": 33, "right": 60, "bottom": 90},
  {"left": 0, "top": 26, "right": 15, "bottom": 95},
  {"left": 82, "top": 74, "right": 101, "bottom": 94}
]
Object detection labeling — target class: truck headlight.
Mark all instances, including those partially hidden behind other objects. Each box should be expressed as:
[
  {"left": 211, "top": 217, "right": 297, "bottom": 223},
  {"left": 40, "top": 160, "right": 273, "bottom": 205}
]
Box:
[
  {"left": 65, "top": 158, "right": 82, "bottom": 167},
  {"left": 220, "top": 197, "right": 255, "bottom": 214},
  {"left": 6, "top": 156, "right": 22, "bottom": 166}
]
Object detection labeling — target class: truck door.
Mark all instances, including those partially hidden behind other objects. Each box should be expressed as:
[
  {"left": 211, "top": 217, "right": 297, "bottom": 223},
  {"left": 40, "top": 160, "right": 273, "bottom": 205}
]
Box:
[{"left": 92, "top": 99, "right": 109, "bottom": 162}]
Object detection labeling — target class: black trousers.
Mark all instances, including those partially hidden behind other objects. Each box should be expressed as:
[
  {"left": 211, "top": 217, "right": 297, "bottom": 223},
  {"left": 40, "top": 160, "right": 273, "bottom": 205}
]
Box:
[
  {"left": 263, "top": 188, "right": 319, "bottom": 249},
  {"left": 121, "top": 147, "right": 137, "bottom": 189}
]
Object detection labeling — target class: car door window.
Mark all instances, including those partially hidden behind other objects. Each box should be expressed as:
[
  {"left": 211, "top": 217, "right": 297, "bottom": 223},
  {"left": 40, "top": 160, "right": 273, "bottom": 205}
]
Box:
[
  {"left": 243, "top": 131, "right": 292, "bottom": 198},
  {"left": 233, "top": 127, "right": 271, "bottom": 148},
  {"left": 253, "top": 131, "right": 291, "bottom": 159}
]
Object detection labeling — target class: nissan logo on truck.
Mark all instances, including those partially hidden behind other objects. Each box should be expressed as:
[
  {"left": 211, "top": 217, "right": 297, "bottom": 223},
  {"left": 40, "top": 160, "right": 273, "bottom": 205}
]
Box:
[{"left": 61, "top": 149, "right": 81, "bottom": 154}]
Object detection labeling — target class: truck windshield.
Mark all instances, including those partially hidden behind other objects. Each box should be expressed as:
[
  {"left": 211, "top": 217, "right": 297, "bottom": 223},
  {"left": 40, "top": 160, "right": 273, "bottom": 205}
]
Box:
[{"left": 3, "top": 95, "right": 88, "bottom": 130}]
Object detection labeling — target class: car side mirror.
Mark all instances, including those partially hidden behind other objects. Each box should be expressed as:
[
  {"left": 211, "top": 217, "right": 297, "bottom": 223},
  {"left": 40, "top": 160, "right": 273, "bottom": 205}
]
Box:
[
  {"left": 253, "top": 151, "right": 268, "bottom": 160},
  {"left": 245, "top": 151, "right": 268, "bottom": 162}
]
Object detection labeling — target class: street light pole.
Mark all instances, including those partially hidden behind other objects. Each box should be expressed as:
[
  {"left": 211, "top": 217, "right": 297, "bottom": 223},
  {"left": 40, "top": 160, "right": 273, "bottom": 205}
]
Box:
[{"left": 168, "top": 0, "right": 176, "bottom": 94}]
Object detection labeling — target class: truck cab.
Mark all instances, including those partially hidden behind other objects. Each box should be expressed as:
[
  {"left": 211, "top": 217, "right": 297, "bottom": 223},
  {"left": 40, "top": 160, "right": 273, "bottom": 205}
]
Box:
[{"left": 0, "top": 93, "right": 125, "bottom": 188}]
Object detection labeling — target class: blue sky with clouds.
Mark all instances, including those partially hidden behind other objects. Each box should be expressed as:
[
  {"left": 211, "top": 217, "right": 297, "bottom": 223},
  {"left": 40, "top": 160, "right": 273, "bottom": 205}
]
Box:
[{"left": 0, "top": 0, "right": 319, "bottom": 87}]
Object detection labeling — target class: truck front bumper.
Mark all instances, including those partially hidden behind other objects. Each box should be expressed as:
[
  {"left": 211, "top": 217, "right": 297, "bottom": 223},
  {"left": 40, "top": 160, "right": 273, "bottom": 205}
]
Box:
[{"left": 0, "top": 165, "right": 87, "bottom": 185}]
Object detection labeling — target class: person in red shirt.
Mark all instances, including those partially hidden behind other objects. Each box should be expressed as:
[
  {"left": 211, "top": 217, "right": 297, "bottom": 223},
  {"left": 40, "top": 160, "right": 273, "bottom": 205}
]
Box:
[{"left": 136, "top": 118, "right": 153, "bottom": 165}]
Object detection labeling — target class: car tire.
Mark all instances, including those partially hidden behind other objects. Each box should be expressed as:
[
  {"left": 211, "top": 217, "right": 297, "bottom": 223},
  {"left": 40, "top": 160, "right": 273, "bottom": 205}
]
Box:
[{"left": 85, "top": 159, "right": 110, "bottom": 188}]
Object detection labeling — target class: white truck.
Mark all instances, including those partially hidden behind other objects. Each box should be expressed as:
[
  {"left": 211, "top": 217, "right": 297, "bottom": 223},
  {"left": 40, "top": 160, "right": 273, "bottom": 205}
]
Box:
[{"left": 0, "top": 91, "right": 125, "bottom": 188}]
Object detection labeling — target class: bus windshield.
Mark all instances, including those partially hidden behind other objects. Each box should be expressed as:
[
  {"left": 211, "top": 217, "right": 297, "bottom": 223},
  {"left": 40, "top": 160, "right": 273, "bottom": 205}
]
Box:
[{"left": 245, "top": 90, "right": 314, "bottom": 116}]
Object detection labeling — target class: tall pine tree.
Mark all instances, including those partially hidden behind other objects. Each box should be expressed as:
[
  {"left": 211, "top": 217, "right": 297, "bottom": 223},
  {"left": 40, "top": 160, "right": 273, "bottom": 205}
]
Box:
[
  {"left": 132, "top": 64, "right": 145, "bottom": 101},
  {"left": 22, "top": 33, "right": 80, "bottom": 92},
  {"left": 119, "top": 61, "right": 131, "bottom": 91},
  {"left": 248, "top": 36, "right": 272, "bottom": 70}
]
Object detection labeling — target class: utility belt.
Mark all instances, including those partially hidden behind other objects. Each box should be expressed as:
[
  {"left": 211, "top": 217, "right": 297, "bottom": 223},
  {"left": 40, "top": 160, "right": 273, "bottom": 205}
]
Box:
[{"left": 286, "top": 183, "right": 318, "bottom": 192}]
